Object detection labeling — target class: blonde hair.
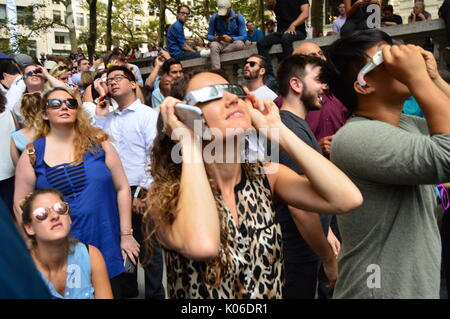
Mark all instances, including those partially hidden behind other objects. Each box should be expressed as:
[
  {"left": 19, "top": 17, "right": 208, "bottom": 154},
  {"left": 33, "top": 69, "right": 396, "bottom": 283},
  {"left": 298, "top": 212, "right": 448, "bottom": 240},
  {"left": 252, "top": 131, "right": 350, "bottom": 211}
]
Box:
[
  {"left": 20, "top": 92, "right": 41, "bottom": 128},
  {"left": 80, "top": 71, "right": 95, "bottom": 89},
  {"left": 35, "top": 87, "right": 109, "bottom": 164}
]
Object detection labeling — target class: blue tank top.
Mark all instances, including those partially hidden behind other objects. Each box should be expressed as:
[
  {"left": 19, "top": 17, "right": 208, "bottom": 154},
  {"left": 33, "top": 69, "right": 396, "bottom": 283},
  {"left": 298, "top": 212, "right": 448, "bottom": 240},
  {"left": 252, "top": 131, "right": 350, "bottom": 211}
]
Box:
[
  {"left": 33, "top": 137, "right": 124, "bottom": 278},
  {"left": 38, "top": 242, "right": 95, "bottom": 299},
  {"left": 11, "top": 129, "right": 30, "bottom": 152}
]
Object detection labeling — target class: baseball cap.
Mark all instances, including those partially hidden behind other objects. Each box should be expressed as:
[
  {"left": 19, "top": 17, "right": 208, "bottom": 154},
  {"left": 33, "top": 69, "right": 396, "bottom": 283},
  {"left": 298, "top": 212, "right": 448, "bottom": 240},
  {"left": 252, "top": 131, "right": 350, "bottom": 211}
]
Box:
[
  {"left": 44, "top": 60, "right": 58, "bottom": 71},
  {"left": 217, "top": 0, "right": 231, "bottom": 16},
  {"left": 13, "top": 53, "right": 34, "bottom": 69},
  {"left": 0, "top": 52, "right": 13, "bottom": 60}
]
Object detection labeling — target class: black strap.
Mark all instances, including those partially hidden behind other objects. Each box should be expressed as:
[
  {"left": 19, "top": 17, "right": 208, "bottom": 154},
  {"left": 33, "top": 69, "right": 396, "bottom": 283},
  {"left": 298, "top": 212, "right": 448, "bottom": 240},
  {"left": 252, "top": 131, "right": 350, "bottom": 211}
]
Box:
[{"left": 84, "top": 243, "right": 90, "bottom": 252}]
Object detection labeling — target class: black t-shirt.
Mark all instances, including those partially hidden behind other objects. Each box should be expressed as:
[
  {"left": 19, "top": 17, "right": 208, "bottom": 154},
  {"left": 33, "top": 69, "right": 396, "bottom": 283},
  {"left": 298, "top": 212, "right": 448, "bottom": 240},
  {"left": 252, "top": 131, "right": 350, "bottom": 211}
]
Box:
[
  {"left": 381, "top": 14, "right": 403, "bottom": 25},
  {"left": 274, "top": 0, "right": 309, "bottom": 34},
  {"left": 274, "top": 110, "right": 331, "bottom": 263}
]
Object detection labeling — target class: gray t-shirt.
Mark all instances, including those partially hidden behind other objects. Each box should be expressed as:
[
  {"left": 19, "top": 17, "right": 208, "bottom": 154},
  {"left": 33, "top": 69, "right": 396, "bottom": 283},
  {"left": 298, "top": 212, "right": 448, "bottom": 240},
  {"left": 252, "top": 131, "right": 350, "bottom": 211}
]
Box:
[{"left": 330, "top": 114, "right": 450, "bottom": 299}]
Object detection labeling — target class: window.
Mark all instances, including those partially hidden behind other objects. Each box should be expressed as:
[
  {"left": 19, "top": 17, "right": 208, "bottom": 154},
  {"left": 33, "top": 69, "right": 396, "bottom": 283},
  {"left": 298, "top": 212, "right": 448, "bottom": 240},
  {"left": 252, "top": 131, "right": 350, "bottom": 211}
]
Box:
[
  {"left": 53, "top": 10, "right": 62, "bottom": 23},
  {"left": 135, "top": 20, "right": 142, "bottom": 31},
  {"left": 55, "top": 32, "right": 69, "bottom": 44},
  {"left": 52, "top": 0, "right": 61, "bottom": 4},
  {"left": 0, "top": 5, "right": 6, "bottom": 23},
  {"left": 17, "top": 6, "right": 34, "bottom": 25},
  {"left": 76, "top": 13, "right": 84, "bottom": 26}
]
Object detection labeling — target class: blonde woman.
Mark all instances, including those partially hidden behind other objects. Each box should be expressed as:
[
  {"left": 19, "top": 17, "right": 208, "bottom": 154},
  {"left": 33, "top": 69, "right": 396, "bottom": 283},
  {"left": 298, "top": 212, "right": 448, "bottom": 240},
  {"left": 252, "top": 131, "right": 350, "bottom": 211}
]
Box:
[
  {"left": 21, "top": 188, "right": 113, "bottom": 299},
  {"left": 14, "top": 87, "right": 139, "bottom": 297},
  {"left": 10, "top": 93, "right": 41, "bottom": 164}
]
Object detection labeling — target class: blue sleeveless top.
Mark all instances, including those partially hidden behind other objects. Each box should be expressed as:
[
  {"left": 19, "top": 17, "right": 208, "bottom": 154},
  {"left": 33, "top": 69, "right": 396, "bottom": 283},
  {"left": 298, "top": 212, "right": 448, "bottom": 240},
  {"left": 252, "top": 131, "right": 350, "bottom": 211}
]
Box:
[
  {"left": 33, "top": 137, "right": 124, "bottom": 278},
  {"left": 38, "top": 242, "right": 94, "bottom": 299},
  {"left": 11, "top": 129, "right": 30, "bottom": 152}
]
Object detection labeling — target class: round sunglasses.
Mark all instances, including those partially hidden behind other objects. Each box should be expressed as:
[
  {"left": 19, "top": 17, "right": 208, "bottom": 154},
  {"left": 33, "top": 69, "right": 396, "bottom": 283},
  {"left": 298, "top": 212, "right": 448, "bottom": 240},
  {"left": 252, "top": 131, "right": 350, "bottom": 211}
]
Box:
[
  {"left": 32, "top": 201, "right": 69, "bottom": 221},
  {"left": 46, "top": 98, "right": 78, "bottom": 109}
]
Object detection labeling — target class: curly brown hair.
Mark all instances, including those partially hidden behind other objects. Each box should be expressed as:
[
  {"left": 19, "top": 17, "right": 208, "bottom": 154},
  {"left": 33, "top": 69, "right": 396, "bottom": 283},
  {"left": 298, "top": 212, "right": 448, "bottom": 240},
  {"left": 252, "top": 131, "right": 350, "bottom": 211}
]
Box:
[
  {"left": 35, "top": 87, "right": 109, "bottom": 164},
  {"left": 20, "top": 92, "right": 41, "bottom": 128},
  {"left": 142, "top": 70, "right": 255, "bottom": 287}
]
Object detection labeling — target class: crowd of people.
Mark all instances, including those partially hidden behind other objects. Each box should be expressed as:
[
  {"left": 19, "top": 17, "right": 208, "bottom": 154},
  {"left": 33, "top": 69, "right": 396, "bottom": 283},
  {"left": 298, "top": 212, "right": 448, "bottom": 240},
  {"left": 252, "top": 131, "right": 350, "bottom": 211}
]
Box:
[{"left": 1, "top": 0, "right": 450, "bottom": 300}]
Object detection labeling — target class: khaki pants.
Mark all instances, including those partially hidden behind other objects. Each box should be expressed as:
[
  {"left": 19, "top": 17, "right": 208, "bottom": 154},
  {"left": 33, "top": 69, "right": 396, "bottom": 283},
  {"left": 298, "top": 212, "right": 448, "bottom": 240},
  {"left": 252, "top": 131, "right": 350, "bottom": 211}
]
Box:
[{"left": 210, "top": 40, "right": 245, "bottom": 69}]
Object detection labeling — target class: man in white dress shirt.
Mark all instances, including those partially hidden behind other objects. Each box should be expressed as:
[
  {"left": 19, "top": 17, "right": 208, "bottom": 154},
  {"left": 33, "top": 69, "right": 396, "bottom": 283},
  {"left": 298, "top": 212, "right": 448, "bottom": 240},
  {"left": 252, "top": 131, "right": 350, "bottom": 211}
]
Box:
[{"left": 93, "top": 65, "right": 164, "bottom": 299}]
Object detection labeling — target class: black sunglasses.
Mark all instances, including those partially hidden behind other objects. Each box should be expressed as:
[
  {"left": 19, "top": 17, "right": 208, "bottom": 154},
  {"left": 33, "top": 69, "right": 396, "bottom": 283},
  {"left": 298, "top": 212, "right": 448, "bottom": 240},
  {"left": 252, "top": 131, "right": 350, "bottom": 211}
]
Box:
[
  {"left": 245, "top": 61, "right": 259, "bottom": 67},
  {"left": 46, "top": 98, "right": 78, "bottom": 109},
  {"left": 23, "top": 68, "right": 42, "bottom": 79}
]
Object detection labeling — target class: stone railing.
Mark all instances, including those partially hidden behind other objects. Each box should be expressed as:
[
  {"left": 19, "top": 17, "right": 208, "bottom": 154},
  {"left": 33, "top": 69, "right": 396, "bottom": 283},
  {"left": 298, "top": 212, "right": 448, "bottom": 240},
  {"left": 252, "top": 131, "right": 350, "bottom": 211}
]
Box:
[{"left": 130, "top": 19, "right": 449, "bottom": 85}]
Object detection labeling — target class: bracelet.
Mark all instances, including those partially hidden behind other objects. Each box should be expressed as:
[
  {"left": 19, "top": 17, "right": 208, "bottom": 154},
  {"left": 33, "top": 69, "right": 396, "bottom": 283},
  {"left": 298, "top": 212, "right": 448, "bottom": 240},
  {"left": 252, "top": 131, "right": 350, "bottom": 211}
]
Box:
[{"left": 120, "top": 229, "right": 133, "bottom": 236}]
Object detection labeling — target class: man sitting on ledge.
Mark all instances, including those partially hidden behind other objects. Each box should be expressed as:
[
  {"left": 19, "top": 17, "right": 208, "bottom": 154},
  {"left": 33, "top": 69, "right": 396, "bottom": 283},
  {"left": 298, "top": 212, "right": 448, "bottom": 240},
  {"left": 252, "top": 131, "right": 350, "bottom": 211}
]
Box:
[{"left": 207, "top": 0, "right": 246, "bottom": 69}]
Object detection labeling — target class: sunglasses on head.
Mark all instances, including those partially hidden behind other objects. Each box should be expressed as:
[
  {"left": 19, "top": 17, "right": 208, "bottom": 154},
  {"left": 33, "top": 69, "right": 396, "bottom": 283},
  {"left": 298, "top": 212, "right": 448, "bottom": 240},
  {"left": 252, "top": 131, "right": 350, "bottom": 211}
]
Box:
[
  {"left": 32, "top": 201, "right": 69, "bottom": 221},
  {"left": 57, "top": 66, "right": 68, "bottom": 71},
  {"left": 46, "top": 98, "right": 78, "bottom": 109},
  {"left": 245, "top": 61, "right": 259, "bottom": 67},
  {"left": 23, "top": 68, "right": 42, "bottom": 79}
]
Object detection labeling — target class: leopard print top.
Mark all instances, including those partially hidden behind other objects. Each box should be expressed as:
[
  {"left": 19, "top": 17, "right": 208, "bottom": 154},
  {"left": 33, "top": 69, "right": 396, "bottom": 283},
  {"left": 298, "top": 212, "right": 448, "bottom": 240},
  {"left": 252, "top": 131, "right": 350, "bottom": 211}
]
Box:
[{"left": 165, "top": 163, "right": 284, "bottom": 298}]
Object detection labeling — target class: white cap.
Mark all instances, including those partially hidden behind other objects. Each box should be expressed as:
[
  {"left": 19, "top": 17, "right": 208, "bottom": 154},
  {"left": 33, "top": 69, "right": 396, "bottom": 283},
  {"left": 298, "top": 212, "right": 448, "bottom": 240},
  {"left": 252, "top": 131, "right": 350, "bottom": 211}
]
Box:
[{"left": 217, "top": 0, "right": 231, "bottom": 16}]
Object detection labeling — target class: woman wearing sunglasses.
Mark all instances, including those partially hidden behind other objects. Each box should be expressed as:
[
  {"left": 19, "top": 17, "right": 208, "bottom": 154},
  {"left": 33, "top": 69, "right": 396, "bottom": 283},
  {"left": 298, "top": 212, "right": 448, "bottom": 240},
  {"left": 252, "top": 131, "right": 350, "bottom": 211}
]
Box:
[
  {"left": 21, "top": 188, "right": 113, "bottom": 299},
  {"left": 14, "top": 87, "right": 138, "bottom": 298},
  {"left": 142, "top": 70, "right": 362, "bottom": 298}
]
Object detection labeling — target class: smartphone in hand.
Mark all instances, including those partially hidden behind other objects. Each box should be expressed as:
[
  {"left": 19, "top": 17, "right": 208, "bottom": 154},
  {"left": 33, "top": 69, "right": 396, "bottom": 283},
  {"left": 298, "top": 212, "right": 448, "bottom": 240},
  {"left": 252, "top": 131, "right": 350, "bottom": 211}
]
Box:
[
  {"left": 175, "top": 103, "right": 208, "bottom": 136},
  {"left": 123, "top": 255, "right": 136, "bottom": 274}
]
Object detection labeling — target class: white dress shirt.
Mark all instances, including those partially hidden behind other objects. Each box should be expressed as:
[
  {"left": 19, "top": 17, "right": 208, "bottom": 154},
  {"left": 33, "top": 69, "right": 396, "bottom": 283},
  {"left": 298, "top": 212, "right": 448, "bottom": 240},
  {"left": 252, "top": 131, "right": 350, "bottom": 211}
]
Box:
[
  {"left": 93, "top": 99, "right": 158, "bottom": 189},
  {"left": 5, "top": 75, "right": 26, "bottom": 124}
]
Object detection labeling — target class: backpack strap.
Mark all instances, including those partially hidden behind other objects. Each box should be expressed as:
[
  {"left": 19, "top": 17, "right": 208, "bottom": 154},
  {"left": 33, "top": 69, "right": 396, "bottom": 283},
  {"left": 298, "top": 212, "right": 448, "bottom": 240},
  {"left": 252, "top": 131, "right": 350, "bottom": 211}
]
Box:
[{"left": 25, "top": 143, "right": 36, "bottom": 168}]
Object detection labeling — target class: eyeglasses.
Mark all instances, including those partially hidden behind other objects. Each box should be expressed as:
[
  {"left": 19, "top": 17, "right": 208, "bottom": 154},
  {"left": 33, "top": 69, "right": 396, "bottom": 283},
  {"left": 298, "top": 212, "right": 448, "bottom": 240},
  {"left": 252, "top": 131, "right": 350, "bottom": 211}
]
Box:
[
  {"left": 357, "top": 50, "right": 384, "bottom": 87},
  {"left": 106, "top": 74, "right": 130, "bottom": 85},
  {"left": 184, "top": 84, "right": 247, "bottom": 106},
  {"left": 434, "top": 184, "right": 449, "bottom": 211},
  {"left": 32, "top": 201, "right": 69, "bottom": 221},
  {"left": 23, "top": 68, "right": 42, "bottom": 79},
  {"left": 244, "top": 61, "right": 260, "bottom": 68},
  {"left": 46, "top": 98, "right": 78, "bottom": 109}
]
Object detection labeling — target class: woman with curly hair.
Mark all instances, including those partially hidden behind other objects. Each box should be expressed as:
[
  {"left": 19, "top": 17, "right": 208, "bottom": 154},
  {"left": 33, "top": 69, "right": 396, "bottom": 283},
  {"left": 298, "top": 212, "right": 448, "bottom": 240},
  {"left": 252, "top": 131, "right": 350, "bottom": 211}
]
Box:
[
  {"left": 142, "top": 70, "right": 363, "bottom": 298},
  {"left": 14, "top": 87, "right": 139, "bottom": 297},
  {"left": 21, "top": 188, "right": 112, "bottom": 299},
  {"left": 10, "top": 92, "right": 41, "bottom": 161}
]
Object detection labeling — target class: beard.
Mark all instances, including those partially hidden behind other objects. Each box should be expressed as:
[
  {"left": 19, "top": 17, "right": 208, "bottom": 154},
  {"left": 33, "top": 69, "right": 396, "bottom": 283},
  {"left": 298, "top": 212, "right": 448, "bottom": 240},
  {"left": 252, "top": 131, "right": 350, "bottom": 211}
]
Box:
[
  {"left": 301, "top": 85, "right": 321, "bottom": 111},
  {"left": 243, "top": 68, "right": 260, "bottom": 81}
]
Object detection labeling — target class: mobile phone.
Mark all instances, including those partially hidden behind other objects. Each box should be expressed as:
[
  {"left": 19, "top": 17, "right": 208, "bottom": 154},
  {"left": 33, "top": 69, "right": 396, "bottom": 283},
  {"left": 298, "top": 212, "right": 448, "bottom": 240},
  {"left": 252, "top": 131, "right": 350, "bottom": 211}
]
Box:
[
  {"left": 123, "top": 255, "right": 136, "bottom": 274},
  {"left": 98, "top": 94, "right": 111, "bottom": 107},
  {"left": 175, "top": 103, "right": 208, "bottom": 136}
]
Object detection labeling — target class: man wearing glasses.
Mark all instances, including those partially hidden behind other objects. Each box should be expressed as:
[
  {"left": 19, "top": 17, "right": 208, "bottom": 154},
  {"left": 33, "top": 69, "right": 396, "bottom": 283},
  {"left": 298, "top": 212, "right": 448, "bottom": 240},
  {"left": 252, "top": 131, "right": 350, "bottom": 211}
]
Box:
[
  {"left": 93, "top": 66, "right": 163, "bottom": 299},
  {"left": 327, "top": 29, "right": 450, "bottom": 298},
  {"left": 243, "top": 54, "right": 277, "bottom": 101},
  {"left": 167, "top": 5, "right": 203, "bottom": 61}
]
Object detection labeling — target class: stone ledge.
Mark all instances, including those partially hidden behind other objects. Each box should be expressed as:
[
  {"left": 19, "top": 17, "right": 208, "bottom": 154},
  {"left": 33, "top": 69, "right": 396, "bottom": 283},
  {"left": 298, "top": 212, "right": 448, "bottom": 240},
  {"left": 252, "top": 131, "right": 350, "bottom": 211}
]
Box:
[{"left": 132, "top": 19, "right": 447, "bottom": 77}]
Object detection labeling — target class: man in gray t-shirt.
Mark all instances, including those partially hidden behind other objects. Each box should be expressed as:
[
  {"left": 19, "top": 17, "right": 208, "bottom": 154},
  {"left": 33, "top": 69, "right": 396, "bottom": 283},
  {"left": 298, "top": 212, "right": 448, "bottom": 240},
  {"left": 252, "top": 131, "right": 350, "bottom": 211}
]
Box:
[{"left": 327, "top": 29, "right": 450, "bottom": 298}]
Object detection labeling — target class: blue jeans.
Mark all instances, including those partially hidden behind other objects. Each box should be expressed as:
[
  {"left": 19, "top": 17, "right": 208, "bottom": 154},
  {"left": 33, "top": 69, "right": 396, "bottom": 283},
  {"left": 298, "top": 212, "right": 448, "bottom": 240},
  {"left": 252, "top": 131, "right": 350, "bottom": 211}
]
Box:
[
  {"left": 257, "top": 31, "right": 306, "bottom": 75},
  {"left": 175, "top": 51, "right": 201, "bottom": 61}
]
